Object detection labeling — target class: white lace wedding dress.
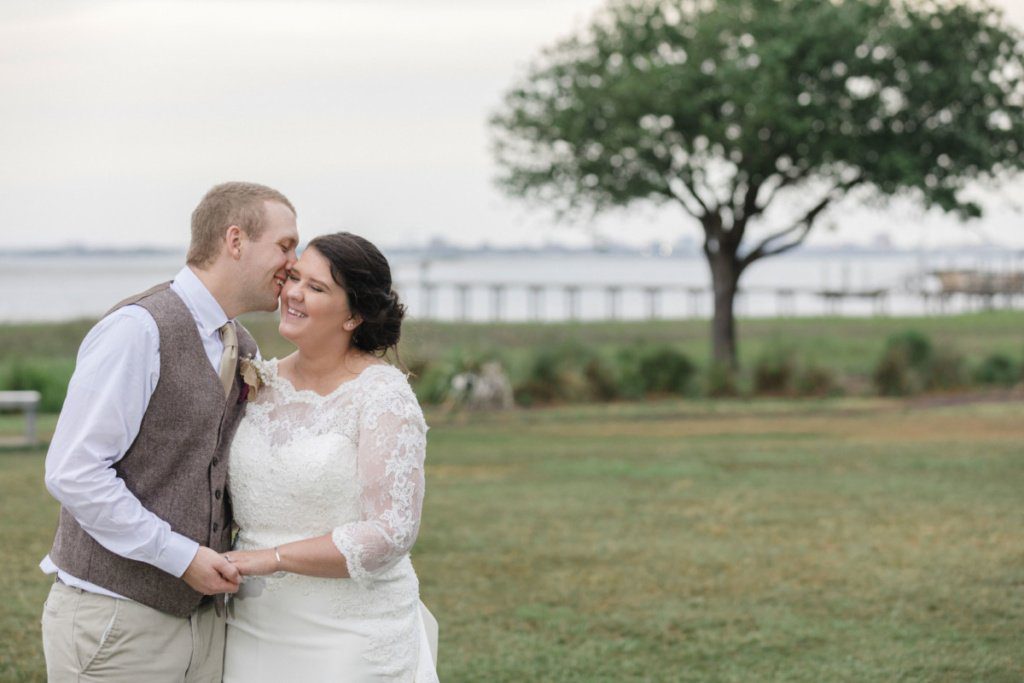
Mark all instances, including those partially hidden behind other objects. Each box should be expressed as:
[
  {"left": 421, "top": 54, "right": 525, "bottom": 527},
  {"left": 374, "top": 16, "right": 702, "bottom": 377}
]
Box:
[{"left": 222, "top": 359, "right": 438, "bottom": 682}]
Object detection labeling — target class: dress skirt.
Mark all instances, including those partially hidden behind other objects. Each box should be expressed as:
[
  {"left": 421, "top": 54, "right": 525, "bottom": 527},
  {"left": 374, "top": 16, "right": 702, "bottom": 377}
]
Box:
[{"left": 223, "top": 559, "right": 437, "bottom": 682}]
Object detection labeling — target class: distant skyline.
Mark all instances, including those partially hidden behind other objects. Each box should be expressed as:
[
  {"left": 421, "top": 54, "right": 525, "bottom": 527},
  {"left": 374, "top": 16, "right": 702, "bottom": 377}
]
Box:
[{"left": 3, "top": 0, "right": 1023, "bottom": 251}]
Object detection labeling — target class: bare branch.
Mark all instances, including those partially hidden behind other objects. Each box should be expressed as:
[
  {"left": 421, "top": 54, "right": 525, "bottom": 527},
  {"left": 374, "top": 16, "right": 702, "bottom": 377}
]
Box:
[
  {"left": 741, "top": 176, "right": 862, "bottom": 269},
  {"left": 664, "top": 172, "right": 711, "bottom": 217},
  {"left": 750, "top": 235, "right": 810, "bottom": 260},
  {"left": 727, "top": 172, "right": 746, "bottom": 214},
  {"left": 736, "top": 179, "right": 762, "bottom": 224},
  {"left": 740, "top": 197, "right": 829, "bottom": 268},
  {"left": 663, "top": 185, "right": 702, "bottom": 218},
  {"left": 755, "top": 167, "right": 810, "bottom": 213},
  {"left": 690, "top": 168, "right": 723, "bottom": 213}
]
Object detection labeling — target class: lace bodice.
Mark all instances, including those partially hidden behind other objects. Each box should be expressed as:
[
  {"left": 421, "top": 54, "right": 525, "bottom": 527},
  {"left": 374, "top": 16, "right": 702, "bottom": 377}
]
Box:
[{"left": 228, "top": 359, "right": 428, "bottom": 586}]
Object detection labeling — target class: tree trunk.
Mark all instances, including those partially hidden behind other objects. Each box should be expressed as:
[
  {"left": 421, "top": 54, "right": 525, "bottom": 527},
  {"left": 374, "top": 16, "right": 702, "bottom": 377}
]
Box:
[{"left": 707, "top": 251, "right": 741, "bottom": 368}]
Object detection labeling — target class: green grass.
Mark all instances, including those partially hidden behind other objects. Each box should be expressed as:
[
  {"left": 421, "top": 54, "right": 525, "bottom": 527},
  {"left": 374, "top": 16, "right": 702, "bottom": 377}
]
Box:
[
  {"left": 2, "top": 311, "right": 1022, "bottom": 373},
  {"left": 3, "top": 313, "right": 1022, "bottom": 409},
  {"left": 3, "top": 398, "right": 1022, "bottom": 681},
  {"left": 258, "top": 310, "right": 1024, "bottom": 377}
]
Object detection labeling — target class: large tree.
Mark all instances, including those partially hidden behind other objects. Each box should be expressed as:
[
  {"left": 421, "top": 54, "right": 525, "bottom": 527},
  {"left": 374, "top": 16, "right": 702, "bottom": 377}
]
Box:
[{"left": 491, "top": 0, "right": 1024, "bottom": 366}]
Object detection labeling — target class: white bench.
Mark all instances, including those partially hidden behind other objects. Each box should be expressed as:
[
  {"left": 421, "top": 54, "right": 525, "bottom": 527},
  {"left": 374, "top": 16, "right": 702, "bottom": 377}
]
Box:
[{"left": 0, "top": 390, "right": 42, "bottom": 446}]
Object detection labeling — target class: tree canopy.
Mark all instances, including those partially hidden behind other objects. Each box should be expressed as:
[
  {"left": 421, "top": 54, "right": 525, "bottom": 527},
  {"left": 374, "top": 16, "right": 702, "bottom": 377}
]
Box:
[{"left": 491, "top": 0, "right": 1024, "bottom": 364}]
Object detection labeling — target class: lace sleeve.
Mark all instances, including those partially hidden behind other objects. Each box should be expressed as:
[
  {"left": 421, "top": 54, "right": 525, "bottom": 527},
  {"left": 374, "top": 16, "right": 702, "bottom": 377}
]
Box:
[{"left": 331, "top": 369, "right": 428, "bottom": 585}]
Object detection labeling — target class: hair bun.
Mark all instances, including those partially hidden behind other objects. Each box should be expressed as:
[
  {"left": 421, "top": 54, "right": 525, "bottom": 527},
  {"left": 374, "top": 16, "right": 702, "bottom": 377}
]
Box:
[{"left": 354, "top": 290, "right": 405, "bottom": 353}]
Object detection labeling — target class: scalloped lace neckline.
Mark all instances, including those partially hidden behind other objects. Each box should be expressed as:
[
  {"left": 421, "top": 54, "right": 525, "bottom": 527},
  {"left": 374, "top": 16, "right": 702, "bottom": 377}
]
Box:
[{"left": 265, "top": 358, "right": 391, "bottom": 401}]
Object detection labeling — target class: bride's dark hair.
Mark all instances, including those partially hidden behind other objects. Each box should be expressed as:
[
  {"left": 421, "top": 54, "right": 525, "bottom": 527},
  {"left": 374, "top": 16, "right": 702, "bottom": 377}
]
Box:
[{"left": 306, "top": 232, "right": 405, "bottom": 356}]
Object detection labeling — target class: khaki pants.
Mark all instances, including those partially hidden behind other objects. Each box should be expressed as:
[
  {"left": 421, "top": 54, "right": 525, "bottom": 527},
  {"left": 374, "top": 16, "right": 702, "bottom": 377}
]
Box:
[{"left": 41, "top": 582, "right": 225, "bottom": 682}]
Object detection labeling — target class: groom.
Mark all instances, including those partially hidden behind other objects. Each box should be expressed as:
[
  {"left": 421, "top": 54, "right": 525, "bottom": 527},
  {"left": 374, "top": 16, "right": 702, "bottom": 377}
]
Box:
[{"left": 40, "top": 182, "right": 299, "bottom": 681}]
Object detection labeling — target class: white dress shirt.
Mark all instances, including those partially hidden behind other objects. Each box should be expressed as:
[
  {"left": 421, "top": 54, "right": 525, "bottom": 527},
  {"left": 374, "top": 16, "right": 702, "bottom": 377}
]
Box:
[{"left": 40, "top": 266, "right": 235, "bottom": 599}]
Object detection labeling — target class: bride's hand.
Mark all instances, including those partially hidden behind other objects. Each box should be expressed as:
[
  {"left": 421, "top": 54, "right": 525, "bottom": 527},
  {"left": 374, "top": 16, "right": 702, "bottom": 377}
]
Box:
[{"left": 223, "top": 549, "right": 280, "bottom": 576}]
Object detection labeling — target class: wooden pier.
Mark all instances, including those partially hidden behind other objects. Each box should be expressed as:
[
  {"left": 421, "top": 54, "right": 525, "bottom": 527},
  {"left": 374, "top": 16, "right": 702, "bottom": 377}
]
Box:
[
  {"left": 922, "top": 269, "right": 1024, "bottom": 312},
  {"left": 400, "top": 264, "right": 1023, "bottom": 322},
  {"left": 402, "top": 281, "right": 906, "bottom": 321}
]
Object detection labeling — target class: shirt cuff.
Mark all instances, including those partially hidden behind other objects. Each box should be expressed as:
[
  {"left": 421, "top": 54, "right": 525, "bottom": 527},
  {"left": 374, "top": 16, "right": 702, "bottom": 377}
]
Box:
[{"left": 154, "top": 534, "right": 200, "bottom": 578}]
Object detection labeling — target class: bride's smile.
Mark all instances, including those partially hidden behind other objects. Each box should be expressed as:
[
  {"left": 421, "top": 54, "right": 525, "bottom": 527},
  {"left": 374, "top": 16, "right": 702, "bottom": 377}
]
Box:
[{"left": 278, "top": 247, "right": 361, "bottom": 348}]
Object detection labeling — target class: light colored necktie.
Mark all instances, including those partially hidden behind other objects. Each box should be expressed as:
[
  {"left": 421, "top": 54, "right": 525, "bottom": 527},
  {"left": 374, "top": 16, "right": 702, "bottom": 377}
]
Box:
[{"left": 218, "top": 322, "right": 238, "bottom": 397}]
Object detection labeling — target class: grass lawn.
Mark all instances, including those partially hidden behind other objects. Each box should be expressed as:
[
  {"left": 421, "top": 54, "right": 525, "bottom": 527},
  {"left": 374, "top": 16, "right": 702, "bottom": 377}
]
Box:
[
  {"left": 3, "top": 311, "right": 1023, "bottom": 375},
  {"left": 2, "top": 398, "right": 1022, "bottom": 681},
  {"left": 394, "top": 311, "right": 1024, "bottom": 375}
]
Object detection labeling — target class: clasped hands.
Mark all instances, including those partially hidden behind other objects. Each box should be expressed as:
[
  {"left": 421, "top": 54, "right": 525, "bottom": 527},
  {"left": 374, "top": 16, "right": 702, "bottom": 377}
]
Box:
[
  {"left": 181, "top": 546, "right": 241, "bottom": 595},
  {"left": 181, "top": 545, "right": 280, "bottom": 596},
  {"left": 222, "top": 547, "right": 281, "bottom": 578}
]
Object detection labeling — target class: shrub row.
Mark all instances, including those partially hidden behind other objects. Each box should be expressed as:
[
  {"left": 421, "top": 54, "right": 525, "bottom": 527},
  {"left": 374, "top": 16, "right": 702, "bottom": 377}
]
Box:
[
  {"left": 751, "top": 347, "right": 839, "bottom": 398},
  {"left": 409, "top": 343, "right": 700, "bottom": 408},
  {"left": 409, "top": 331, "right": 1022, "bottom": 406},
  {"left": 2, "top": 331, "right": 1020, "bottom": 412},
  {"left": 872, "top": 330, "right": 1023, "bottom": 396}
]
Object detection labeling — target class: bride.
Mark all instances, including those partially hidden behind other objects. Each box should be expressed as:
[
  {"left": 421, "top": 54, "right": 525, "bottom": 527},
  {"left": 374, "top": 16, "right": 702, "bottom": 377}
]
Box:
[{"left": 221, "top": 232, "right": 438, "bottom": 682}]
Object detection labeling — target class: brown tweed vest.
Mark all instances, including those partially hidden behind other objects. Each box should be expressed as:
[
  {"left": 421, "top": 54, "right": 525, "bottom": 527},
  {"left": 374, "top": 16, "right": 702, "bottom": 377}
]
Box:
[{"left": 49, "top": 282, "right": 257, "bottom": 617}]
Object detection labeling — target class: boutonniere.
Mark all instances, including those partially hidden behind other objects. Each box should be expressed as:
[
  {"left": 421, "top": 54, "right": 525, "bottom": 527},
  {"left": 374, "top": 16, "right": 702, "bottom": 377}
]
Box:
[{"left": 238, "top": 356, "right": 264, "bottom": 402}]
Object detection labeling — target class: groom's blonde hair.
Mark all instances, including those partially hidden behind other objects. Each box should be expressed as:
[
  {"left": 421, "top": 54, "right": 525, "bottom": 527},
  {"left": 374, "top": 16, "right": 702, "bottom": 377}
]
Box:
[{"left": 187, "top": 182, "right": 296, "bottom": 267}]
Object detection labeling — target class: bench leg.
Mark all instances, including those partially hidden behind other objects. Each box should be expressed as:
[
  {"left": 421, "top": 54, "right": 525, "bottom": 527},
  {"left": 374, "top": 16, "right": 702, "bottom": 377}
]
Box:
[{"left": 25, "top": 406, "right": 37, "bottom": 446}]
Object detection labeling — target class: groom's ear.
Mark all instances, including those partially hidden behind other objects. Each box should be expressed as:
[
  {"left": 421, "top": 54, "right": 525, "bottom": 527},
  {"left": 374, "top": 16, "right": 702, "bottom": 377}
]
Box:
[{"left": 225, "top": 225, "right": 244, "bottom": 260}]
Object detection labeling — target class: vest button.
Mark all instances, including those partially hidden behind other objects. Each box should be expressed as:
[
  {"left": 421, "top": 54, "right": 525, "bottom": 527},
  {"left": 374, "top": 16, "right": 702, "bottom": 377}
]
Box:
[
  {"left": 214, "top": 489, "right": 222, "bottom": 500},
  {"left": 213, "top": 522, "right": 219, "bottom": 532},
  {"left": 212, "top": 457, "right": 220, "bottom": 467}
]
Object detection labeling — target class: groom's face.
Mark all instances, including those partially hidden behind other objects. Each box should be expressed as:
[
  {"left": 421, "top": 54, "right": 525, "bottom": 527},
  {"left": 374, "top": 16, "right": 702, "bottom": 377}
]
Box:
[{"left": 239, "top": 200, "right": 299, "bottom": 312}]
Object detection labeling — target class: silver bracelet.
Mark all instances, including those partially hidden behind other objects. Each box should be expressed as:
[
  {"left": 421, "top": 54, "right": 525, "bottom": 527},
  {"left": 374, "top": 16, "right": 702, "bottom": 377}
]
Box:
[{"left": 274, "top": 546, "right": 282, "bottom": 568}]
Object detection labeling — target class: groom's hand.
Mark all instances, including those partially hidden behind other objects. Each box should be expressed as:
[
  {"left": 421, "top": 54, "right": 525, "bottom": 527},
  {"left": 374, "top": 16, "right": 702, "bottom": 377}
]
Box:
[{"left": 182, "top": 546, "right": 242, "bottom": 595}]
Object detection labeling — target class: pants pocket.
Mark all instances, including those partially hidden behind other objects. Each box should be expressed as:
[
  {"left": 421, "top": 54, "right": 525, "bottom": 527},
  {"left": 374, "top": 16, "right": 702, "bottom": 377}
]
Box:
[
  {"left": 42, "top": 582, "right": 74, "bottom": 618},
  {"left": 74, "top": 595, "right": 122, "bottom": 675}
]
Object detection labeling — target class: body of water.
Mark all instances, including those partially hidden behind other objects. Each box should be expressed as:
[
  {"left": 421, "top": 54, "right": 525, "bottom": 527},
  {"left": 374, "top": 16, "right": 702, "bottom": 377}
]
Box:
[{"left": 1, "top": 249, "right": 1021, "bottom": 323}]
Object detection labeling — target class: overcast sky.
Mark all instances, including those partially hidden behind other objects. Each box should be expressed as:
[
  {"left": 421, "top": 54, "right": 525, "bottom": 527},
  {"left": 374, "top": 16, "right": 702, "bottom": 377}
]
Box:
[{"left": 3, "top": 0, "right": 1023, "bottom": 251}]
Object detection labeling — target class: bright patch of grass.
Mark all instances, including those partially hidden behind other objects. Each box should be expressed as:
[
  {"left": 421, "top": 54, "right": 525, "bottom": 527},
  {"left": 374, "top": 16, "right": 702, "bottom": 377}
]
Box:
[{"left": 5, "top": 399, "right": 1022, "bottom": 681}]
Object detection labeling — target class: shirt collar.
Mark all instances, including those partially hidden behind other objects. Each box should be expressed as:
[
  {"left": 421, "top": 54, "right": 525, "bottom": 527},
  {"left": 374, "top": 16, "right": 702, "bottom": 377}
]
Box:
[{"left": 170, "top": 266, "right": 231, "bottom": 336}]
